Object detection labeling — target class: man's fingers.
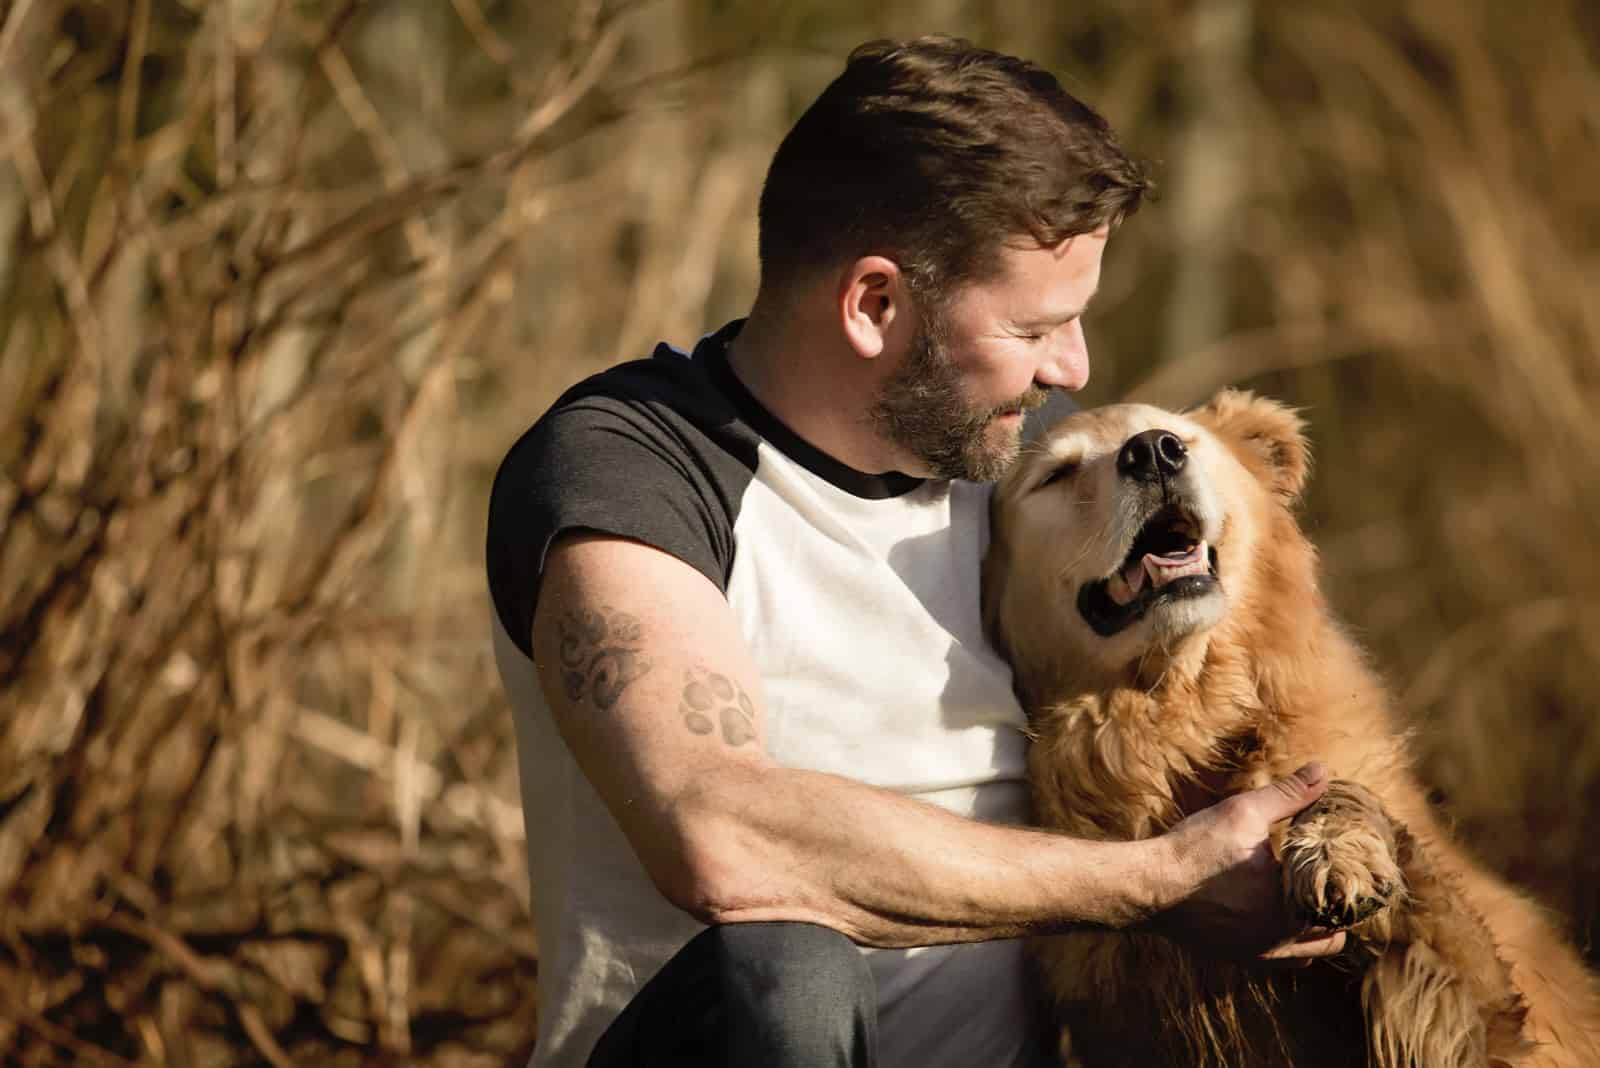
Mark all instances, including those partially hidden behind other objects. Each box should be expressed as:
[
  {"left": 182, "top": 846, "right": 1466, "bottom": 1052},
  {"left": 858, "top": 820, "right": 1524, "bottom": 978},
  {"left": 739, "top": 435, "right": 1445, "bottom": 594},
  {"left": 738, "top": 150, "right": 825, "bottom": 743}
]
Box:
[
  {"left": 1253, "top": 762, "right": 1331, "bottom": 822},
  {"left": 1258, "top": 927, "right": 1347, "bottom": 963}
]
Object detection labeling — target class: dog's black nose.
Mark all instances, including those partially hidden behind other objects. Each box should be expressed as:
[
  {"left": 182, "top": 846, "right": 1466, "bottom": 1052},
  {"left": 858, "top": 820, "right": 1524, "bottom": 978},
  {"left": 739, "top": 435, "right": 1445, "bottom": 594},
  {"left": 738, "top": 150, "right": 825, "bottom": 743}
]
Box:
[{"left": 1117, "top": 429, "right": 1187, "bottom": 482}]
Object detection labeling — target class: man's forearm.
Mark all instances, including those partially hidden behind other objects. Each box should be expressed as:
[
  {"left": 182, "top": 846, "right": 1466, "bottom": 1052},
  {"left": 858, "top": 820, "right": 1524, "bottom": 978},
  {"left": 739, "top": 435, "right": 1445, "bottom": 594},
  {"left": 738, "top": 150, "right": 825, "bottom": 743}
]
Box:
[{"left": 648, "top": 762, "right": 1174, "bottom": 948}]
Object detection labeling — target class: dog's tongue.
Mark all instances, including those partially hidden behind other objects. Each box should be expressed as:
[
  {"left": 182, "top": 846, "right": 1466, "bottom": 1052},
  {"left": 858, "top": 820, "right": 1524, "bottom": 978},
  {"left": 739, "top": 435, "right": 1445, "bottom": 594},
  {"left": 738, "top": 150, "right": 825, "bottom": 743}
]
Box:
[{"left": 1106, "top": 542, "right": 1210, "bottom": 606}]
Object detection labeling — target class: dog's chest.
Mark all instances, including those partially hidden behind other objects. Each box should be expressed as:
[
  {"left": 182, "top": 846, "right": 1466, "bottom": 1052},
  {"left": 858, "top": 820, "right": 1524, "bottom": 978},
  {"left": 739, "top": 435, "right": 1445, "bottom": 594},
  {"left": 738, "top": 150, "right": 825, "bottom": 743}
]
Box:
[
  {"left": 1171, "top": 727, "right": 1268, "bottom": 818},
  {"left": 1033, "top": 697, "right": 1267, "bottom": 838}
]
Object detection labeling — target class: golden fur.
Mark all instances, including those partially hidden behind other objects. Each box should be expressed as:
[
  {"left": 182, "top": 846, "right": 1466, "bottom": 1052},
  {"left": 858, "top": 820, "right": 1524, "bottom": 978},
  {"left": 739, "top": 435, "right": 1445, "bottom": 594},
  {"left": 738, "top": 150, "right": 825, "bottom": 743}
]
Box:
[{"left": 984, "top": 390, "right": 1600, "bottom": 1068}]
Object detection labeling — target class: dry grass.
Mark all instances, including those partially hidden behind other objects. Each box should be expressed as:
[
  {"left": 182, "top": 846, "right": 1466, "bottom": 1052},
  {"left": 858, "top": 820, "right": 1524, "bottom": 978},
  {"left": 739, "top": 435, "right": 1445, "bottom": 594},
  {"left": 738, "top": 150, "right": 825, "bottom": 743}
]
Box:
[{"left": 0, "top": 0, "right": 1595, "bottom": 1063}]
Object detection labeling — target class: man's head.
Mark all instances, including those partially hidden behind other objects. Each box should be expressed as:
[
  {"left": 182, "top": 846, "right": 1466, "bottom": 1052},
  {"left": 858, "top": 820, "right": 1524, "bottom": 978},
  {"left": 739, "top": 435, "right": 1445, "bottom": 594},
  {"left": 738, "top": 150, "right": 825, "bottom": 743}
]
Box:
[
  {"left": 756, "top": 36, "right": 1148, "bottom": 481},
  {"left": 759, "top": 36, "right": 1147, "bottom": 304}
]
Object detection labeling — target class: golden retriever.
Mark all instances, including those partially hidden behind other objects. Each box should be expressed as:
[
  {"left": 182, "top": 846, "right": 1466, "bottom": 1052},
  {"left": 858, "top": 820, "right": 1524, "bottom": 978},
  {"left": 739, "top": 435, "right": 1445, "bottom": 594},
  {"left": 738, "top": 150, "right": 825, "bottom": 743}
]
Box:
[{"left": 983, "top": 390, "right": 1600, "bottom": 1067}]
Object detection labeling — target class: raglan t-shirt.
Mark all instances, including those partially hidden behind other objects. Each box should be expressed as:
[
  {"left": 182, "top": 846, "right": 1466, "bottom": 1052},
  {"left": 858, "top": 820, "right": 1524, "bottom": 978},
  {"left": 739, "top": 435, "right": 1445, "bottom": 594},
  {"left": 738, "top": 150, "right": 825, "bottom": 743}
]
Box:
[{"left": 485, "top": 320, "right": 1041, "bottom": 1067}]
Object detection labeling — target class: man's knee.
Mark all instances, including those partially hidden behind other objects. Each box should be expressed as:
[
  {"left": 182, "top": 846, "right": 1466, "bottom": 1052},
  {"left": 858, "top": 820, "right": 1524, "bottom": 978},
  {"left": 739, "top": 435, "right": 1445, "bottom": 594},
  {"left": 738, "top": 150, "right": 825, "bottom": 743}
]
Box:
[
  {"left": 705, "top": 921, "right": 876, "bottom": 1064},
  {"left": 708, "top": 921, "right": 873, "bottom": 1003},
  {"left": 589, "top": 922, "right": 877, "bottom": 1067}
]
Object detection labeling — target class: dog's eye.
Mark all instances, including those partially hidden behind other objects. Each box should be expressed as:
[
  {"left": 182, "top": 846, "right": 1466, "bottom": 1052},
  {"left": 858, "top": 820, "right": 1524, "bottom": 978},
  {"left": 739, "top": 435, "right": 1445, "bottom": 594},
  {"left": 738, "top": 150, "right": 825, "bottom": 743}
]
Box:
[{"left": 1037, "top": 462, "right": 1077, "bottom": 489}]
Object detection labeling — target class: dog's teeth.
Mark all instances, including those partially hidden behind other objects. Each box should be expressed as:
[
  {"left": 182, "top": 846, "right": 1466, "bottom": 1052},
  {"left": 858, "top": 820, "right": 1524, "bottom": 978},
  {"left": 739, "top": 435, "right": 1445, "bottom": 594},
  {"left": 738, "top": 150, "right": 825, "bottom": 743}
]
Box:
[
  {"left": 1126, "top": 561, "right": 1147, "bottom": 595},
  {"left": 1107, "top": 562, "right": 1146, "bottom": 606}
]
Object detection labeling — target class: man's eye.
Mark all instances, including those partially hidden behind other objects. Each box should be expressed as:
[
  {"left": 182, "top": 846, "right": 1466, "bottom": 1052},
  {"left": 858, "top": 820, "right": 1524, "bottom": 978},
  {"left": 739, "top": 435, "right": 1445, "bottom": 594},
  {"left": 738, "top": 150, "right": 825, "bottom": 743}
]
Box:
[{"left": 1038, "top": 463, "right": 1077, "bottom": 488}]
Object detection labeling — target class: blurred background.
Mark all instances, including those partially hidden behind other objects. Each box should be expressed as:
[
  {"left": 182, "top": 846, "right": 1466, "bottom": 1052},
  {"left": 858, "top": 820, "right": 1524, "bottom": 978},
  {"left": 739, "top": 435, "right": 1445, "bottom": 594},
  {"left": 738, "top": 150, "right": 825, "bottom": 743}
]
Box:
[{"left": 1, "top": 0, "right": 1596, "bottom": 1063}]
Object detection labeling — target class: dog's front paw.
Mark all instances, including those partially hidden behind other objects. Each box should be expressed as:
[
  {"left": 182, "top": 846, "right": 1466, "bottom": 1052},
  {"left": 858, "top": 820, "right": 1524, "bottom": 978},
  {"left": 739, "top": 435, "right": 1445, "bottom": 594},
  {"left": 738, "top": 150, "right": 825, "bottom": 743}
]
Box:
[{"left": 1281, "top": 780, "right": 1406, "bottom": 930}]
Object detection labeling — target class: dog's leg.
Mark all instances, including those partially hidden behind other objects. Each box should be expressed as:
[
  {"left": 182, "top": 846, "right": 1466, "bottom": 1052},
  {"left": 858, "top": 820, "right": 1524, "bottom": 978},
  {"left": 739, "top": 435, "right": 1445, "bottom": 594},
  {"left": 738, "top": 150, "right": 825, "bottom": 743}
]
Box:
[
  {"left": 1362, "top": 940, "right": 1506, "bottom": 1068},
  {"left": 1403, "top": 840, "right": 1599, "bottom": 1068},
  {"left": 1283, "top": 785, "right": 1535, "bottom": 1068},
  {"left": 1281, "top": 779, "right": 1406, "bottom": 931},
  {"left": 1358, "top": 849, "right": 1532, "bottom": 1068},
  {"left": 1280, "top": 780, "right": 1507, "bottom": 1067}
]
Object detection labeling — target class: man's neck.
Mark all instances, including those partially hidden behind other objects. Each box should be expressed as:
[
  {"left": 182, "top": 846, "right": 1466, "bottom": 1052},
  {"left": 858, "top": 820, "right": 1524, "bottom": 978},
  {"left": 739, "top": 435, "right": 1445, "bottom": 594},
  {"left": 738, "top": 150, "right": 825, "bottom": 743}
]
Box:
[{"left": 724, "top": 300, "right": 923, "bottom": 478}]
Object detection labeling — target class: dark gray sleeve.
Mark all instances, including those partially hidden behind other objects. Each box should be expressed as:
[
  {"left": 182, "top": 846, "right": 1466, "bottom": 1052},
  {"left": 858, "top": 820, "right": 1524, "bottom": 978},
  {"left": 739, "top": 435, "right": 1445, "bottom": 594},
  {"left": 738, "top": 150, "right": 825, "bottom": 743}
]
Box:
[{"left": 485, "top": 396, "right": 745, "bottom": 657}]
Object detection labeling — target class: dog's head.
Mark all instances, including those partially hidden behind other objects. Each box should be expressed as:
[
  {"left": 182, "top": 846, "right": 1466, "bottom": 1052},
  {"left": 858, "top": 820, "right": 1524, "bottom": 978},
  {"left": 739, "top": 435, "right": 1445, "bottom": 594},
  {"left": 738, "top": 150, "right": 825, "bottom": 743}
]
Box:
[{"left": 984, "top": 389, "right": 1312, "bottom": 696}]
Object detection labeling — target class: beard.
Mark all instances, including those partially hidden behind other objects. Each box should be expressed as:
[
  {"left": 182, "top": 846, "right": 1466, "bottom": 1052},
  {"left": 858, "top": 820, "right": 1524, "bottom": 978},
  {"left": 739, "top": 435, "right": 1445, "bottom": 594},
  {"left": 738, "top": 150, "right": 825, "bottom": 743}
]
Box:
[{"left": 868, "top": 311, "right": 1050, "bottom": 482}]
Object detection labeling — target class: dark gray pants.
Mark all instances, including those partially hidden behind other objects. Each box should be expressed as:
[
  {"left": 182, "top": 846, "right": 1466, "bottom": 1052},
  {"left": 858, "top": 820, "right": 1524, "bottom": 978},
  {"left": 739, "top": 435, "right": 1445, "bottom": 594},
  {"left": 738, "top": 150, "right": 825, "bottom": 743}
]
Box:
[{"left": 587, "top": 922, "right": 877, "bottom": 1067}]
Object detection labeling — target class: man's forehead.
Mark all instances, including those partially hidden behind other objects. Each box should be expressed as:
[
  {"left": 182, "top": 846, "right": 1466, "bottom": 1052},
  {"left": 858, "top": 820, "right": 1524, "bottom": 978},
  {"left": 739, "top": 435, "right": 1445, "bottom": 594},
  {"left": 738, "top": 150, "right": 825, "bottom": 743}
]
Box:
[{"left": 995, "top": 229, "right": 1106, "bottom": 280}]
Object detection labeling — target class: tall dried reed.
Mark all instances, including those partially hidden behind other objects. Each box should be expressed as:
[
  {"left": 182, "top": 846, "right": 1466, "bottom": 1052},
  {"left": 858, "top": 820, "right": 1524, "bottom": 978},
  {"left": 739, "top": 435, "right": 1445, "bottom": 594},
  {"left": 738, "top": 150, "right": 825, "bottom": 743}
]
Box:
[{"left": 0, "top": 0, "right": 1594, "bottom": 1063}]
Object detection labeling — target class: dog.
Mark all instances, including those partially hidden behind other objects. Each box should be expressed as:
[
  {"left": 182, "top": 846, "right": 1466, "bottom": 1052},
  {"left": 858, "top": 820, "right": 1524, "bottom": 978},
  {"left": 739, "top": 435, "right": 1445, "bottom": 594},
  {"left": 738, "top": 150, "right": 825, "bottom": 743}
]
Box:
[{"left": 983, "top": 390, "right": 1600, "bottom": 1067}]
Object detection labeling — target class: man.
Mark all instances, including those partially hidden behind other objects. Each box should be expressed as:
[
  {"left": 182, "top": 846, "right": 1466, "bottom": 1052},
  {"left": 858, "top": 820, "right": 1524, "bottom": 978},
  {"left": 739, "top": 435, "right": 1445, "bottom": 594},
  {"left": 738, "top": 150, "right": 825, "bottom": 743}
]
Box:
[{"left": 486, "top": 35, "right": 1345, "bottom": 1068}]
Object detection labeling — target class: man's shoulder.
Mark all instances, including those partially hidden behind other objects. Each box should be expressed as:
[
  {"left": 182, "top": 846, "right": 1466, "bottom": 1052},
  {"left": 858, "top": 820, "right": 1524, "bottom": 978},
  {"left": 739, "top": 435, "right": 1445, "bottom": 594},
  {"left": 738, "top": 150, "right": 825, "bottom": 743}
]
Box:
[
  {"left": 499, "top": 335, "right": 755, "bottom": 477},
  {"left": 541, "top": 342, "right": 727, "bottom": 430},
  {"left": 485, "top": 331, "right": 758, "bottom": 658}
]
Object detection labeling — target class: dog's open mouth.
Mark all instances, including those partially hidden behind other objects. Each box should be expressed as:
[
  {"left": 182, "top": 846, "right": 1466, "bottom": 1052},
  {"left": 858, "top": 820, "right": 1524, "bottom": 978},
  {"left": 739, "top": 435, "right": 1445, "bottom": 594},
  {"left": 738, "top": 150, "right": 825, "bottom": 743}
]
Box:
[{"left": 1078, "top": 504, "right": 1220, "bottom": 636}]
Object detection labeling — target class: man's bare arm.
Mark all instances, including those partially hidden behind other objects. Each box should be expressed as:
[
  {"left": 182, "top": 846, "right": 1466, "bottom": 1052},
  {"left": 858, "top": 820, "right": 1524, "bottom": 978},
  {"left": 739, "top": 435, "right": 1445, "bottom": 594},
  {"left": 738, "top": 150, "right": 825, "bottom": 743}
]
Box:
[{"left": 533, "top": 532, "right": 1345, "bottom": 956}]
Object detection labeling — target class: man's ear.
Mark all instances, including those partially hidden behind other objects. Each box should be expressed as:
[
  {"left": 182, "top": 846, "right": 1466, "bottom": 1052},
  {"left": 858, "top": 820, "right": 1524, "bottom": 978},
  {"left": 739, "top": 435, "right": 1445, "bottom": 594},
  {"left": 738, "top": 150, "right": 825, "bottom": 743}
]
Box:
[
  {"left": 838, "top": 255, "right": 905, "bottom": 360},
  {"left": 1190, "top": 389, "right": 1311, "bottom": 503}
]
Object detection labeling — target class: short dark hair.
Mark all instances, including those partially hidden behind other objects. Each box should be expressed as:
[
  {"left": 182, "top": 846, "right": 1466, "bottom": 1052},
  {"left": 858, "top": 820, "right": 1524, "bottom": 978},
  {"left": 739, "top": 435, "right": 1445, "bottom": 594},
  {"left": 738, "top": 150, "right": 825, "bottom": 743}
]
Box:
[{"left": 757, "top": 35, "right": 1150, "bottom": 303}]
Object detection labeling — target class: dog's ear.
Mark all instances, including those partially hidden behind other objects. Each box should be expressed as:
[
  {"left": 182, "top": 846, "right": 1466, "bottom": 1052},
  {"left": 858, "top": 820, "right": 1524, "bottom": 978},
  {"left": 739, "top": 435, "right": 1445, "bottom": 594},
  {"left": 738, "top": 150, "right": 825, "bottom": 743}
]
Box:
[{"left": 1190, "top": 389, "right": 1310, "bottom": 503}]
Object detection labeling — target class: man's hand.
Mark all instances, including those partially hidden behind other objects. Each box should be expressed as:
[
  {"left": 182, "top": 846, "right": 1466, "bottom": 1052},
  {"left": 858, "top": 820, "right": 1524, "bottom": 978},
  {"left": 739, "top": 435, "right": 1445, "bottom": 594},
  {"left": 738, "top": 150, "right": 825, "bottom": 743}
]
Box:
[{"left": 1147, "top": 763, "right": 1349, "bottom": 963}]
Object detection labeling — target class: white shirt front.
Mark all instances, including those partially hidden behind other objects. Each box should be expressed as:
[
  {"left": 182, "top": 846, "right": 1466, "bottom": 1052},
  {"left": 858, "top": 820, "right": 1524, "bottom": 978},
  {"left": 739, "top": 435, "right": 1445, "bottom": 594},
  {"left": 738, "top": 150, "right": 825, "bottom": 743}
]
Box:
[{"left": 486, "top": 324, "right": 1037, "bottom": 1067}]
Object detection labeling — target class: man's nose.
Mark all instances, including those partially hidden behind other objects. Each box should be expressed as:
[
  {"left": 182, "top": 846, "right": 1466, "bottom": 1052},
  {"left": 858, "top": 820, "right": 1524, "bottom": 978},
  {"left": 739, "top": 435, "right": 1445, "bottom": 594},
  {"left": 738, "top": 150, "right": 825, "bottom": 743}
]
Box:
[
  {"left": 1034, "top": 321, "right": 1089, "bottom": 391},
  {"left": 1117, "top": 429, "right": 1187, "bottom": 482}
]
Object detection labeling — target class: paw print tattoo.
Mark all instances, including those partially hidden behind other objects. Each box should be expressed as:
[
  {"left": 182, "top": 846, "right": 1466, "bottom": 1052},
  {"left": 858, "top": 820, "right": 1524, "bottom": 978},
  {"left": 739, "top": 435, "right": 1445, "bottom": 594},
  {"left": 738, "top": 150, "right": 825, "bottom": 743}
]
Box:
[
  {"left": 556, "top": 607, "right": 651, "bottom": 709},
  {"left": 680, "top": 668, "right": 758, "bottom": 747}
]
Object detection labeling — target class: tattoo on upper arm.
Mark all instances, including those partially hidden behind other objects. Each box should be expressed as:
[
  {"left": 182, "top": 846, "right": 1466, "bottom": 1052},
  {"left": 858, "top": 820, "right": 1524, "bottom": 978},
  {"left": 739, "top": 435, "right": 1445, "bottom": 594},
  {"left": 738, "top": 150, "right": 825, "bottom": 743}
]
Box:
[
  {"left": 551, "top": 605, "right": 756, "bottom": 745},
  {"left": 680, "top": 667, "right": 758, "bottom": 747},
  {"left": 556, "top": 607, "right": 651, "bottom": 709}
]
